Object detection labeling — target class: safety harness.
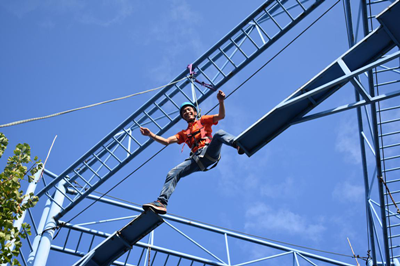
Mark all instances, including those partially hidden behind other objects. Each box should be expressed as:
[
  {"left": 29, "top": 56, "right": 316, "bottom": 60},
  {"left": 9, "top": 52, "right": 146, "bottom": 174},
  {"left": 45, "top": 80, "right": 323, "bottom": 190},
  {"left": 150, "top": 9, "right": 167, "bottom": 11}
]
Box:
[{"left": 184, "top": 120, "right": 221, "bottom": 171}]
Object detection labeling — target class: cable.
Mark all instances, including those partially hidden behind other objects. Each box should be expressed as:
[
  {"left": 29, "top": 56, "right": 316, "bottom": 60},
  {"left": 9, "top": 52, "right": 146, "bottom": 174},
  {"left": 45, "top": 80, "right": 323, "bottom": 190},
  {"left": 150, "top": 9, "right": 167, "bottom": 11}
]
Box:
[{"left": 0, "top": 77, "right": 188, "bottom": 128}]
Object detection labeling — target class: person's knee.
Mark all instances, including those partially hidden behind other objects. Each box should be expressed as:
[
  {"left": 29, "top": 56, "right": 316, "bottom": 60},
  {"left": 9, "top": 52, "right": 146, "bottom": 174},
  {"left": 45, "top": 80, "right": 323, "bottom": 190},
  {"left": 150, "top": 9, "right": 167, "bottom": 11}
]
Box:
[
  {"left": 166, "top": 169, "right": 177, "bottom": 180},
  {"left": 214, "top": 129, "right": 226, "bottom": 136},
  {"left": 167, "top": 166, "right": 186, "bottom": 180}
]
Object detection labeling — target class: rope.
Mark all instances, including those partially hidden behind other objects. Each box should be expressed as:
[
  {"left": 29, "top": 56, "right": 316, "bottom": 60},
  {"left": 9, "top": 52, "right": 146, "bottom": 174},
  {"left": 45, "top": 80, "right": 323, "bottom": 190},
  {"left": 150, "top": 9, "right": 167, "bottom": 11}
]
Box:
[
  {"left": 379, "top": 176, "right": 400, "bottom": 214},
  {"left": 190, "top": 77, "right": 201, "bottom": 119},
  {"left": 0, "top": 77, "right": 188, "bottom": 128},
  {"left": 347, "top": 237, "right": 361, "bottom": 266},
  {"left": 39, "top": 135, "right": 57, "bottom": 182}
]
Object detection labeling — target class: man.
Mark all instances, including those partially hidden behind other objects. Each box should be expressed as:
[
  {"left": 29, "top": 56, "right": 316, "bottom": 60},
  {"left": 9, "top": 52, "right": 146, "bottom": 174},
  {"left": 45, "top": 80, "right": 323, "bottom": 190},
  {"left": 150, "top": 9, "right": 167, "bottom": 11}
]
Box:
[{"left": 140, "top": 90, "right": 243, "bottom": 214}]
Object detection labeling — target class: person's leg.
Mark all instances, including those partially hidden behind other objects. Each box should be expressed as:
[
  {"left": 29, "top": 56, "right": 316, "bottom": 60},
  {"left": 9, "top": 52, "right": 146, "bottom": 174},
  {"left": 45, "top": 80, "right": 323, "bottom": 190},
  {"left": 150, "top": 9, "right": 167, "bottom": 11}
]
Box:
[
  {"left": 157, "top": 158, "right": 200, "bottom": 205},
  {"left": 205, "top": 130, "right": 240, "bottom": 160},
  {"left": 143, "top": 158, "right": 200, "bottom": 214}
]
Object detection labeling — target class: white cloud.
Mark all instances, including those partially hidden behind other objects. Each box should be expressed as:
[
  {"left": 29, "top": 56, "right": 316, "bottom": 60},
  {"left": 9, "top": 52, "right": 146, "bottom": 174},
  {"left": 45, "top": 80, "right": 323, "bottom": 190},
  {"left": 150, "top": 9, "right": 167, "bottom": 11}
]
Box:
[
  {"left": 214, "top": 138, "right": 300, "bottom": 201},
  {"left": 335, "top": 115, "right": 361, "bottom": 164},
  {"left": 245, "top": 203, "right": 326, "bottom": 242},
  {"left": 259, "top": 177, "right": 300, "bottom": 199},
  {"left": 332, "top": 181, "right": 364, "bottom": 203},
  {"left": 329, "top": 215, "right": 366, "bottom": 249},
  {"left": 215, "top": 145, "right": 266, "bottom": 197}
]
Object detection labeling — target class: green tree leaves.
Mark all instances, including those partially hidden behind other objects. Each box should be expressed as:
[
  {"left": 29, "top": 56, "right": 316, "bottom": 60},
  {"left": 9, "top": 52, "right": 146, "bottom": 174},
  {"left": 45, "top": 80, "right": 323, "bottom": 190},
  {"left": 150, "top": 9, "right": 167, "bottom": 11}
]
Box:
[
  {"left": 0, "top": 133, "right": 42, "bottom": 266},
  {"left": 0, "top": 133, "right": 8, "bottom": 158}
]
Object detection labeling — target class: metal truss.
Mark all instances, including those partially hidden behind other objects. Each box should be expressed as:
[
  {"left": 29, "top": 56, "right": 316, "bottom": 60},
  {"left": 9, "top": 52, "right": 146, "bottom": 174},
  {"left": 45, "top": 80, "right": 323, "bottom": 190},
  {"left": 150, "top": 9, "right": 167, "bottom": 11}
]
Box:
[
  {"left": 16, "top": 170, "right": 356, "bottom": 266},
  {"left": 12, "top": 0, "right": 400, "bottom": 265},
  {"left": 343, "top": 0, "right": 400, "bottom": 265},
  {"left": 233, "top": 1, "right": 400, "bottom": 264},
  {"left": 32, "top": 180, "right": 356, "bottom": 266}
]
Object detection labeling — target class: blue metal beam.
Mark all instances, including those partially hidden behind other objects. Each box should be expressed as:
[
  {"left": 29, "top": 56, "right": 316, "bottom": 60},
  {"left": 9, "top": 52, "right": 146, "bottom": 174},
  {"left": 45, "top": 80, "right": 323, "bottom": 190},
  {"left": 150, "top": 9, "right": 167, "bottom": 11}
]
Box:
[
  {"left": 73, "top": 209, "right": 163, "bottom": 266},
  {"left": 290, "top": 84, "right": 400, "bottom": 124},
  {"left": 234, "top": 1, "right": 400, "bottom": 156}
]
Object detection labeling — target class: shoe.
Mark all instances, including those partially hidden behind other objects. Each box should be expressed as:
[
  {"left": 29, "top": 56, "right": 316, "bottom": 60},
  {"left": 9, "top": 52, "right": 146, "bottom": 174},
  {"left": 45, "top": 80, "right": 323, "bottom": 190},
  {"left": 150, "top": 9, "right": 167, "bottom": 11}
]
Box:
[
  {"left": 142, "top": 200, "right": 167, "bottom": 214},
  {"left": 237, "top": 146, "right": 245, "bottom": 155},
  {"left": 233, "top": 141, "right": 245, "bottom": 155}
]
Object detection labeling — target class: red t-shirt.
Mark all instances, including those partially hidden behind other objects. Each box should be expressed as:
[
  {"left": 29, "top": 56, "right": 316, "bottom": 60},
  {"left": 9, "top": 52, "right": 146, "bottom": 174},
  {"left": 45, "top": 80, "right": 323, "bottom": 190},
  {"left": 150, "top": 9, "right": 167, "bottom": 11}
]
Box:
[{"left": 175, "top": 115, "right": 218, "bottom": 153}]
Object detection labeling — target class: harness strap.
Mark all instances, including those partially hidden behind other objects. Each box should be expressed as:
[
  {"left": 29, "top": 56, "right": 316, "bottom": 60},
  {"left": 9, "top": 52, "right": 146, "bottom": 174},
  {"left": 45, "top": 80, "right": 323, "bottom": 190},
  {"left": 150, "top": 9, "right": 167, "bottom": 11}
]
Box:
[
  {"left": 194, "top": 156, "right": 206, "bottom": 171},
  {"left": 193, "top": 151, "right": 221, "bottom": 172},
  {"left": 185, "top": 120, "right": 213, "bottom": 152},
  {"left": 204, "top": 153, "right": 220, "bottom": 162},
  {"left": 187, "top": 64, "right": 216, "bottom": 91}
]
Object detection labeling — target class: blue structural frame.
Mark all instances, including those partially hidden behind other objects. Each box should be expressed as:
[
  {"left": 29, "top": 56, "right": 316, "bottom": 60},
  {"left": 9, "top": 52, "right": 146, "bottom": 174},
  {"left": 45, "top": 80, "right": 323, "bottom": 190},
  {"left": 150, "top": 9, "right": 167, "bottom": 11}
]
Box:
[
  {"left": 234, "top": 4, "right": 400, "bottom": 156},
  {"left": 73, "top": 209, "right": 163, "bottom": 266},
  {"left": 55, "top": 182, "right": 356, "bottom": 266},
  {"left": 14, "top": 0, "right": 400, "bottom": 265}
]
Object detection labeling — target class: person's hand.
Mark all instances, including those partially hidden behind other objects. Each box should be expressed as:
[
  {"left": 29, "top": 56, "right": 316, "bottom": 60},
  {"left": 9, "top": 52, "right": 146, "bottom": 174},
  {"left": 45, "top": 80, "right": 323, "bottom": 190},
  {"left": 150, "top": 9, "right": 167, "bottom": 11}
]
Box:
[
  {"left": 217, "top": 90, "right": 225, "bottom": 102},
  {"left": 140, "top": 127, "right": 152, "bottom": 137}
]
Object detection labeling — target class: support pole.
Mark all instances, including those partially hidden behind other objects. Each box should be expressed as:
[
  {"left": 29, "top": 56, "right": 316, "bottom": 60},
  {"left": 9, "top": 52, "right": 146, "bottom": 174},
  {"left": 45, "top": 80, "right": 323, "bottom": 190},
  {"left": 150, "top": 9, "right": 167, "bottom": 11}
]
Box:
[
  {"left": 343, "top": 0, "right": 377, "bottom": 264},
  {"left": 13, "top": 168, "right": 43, "bottom": 238},
  {"left": 28, "top": 180, "right": 66, "bottom": 266},
  {"left": 26, "top": 197, "right": 52, "bottom": 265},
  {"left": 361, "top": 1, "right": 391, "bottom": 264}
]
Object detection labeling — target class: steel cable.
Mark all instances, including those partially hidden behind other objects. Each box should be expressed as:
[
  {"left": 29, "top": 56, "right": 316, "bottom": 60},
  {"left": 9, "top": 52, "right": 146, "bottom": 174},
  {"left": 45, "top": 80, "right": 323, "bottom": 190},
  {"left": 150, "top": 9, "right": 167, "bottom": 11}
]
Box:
[{"left": 0, "top": 77, "right": 188, "bottom": 128}]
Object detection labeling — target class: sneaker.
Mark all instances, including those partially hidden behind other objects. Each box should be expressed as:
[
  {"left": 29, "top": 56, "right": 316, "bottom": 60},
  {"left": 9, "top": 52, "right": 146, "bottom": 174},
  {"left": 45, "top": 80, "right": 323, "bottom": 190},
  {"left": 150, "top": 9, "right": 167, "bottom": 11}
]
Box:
[
  {"left": 233, "top": 141, "right": 245, "bottom": 155},
  {"left": 142, "top": 200, "right": 167, "bottom": 214},
  {"left": 237, "top": 146, "right": 245, "bottom": 155}
]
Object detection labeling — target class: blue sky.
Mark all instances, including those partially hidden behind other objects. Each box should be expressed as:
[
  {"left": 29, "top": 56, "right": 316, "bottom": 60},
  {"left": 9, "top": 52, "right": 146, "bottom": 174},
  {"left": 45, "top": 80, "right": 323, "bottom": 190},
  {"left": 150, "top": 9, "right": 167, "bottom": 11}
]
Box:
[{"left": 0, "top": 0, "right": 385, "bottom": 265}]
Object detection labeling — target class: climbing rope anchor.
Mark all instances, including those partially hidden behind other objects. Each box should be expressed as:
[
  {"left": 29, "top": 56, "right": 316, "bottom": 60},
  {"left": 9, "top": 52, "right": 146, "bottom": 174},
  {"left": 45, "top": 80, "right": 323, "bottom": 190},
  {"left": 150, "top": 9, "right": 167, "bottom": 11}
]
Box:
[{"left": 187, "top": 64, "right": 216, "bottom": 119}]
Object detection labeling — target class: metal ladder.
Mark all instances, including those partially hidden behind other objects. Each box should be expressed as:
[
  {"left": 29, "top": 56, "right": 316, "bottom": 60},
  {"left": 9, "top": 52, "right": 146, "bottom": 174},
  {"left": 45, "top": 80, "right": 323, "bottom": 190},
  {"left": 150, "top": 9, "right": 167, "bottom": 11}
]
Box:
[
  {"left": 366, "top": 0, "right": 400, "bottom": 262},
  {"left": 379, "top": 100, "right": 400, "bottom": 261},
  {"left": 35, "top": 0, "right": 326, "bottom": 221}
]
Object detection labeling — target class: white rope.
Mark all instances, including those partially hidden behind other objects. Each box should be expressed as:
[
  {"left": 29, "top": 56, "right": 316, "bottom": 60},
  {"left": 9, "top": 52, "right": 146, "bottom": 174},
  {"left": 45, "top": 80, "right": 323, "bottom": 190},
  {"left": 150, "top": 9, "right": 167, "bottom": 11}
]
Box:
[
  {"left": 0, "top": 77, "right": 188, "bottom": 128},
  {"left": 190, "top": 77, "right": 201, "bottom": 119}
]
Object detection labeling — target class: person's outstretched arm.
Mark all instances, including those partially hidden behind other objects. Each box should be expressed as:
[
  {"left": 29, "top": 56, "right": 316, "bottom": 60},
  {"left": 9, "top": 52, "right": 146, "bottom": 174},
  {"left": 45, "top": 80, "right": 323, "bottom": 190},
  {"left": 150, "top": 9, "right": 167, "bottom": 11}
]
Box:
[
  {"left": 140, "top": 127, "right": 178, "bottom": 146},
  {"left": 213, "top": 90, "right": 226, "bottom": 123}
]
